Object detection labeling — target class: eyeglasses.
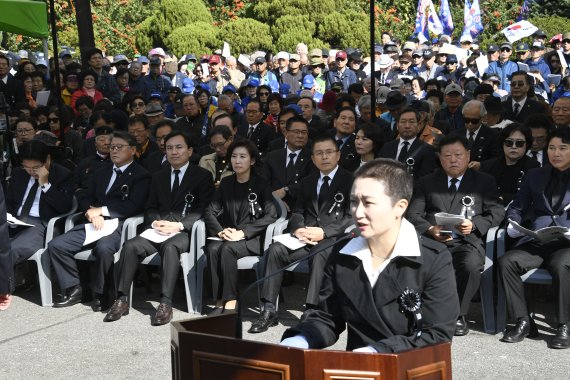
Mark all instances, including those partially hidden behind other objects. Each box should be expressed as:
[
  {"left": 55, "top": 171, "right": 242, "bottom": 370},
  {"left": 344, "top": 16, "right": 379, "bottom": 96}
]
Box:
[
  {"left": 109, "top": 144, "right": 129, "bottom": 151},
  {"left": 210, "top": 140, "right": 228, "bottom": 149},
  {"left": 504, "top": 139, "right": 526, "bottom": 148},
  {"left": 313, "top": 149, "right": 338, "bottom": 157},
  {"left": 287, "top": 129, "right": 308, "bottom": 136},
  {"left": 132, "top": 102, "right": 145, "bottom": 108},
  {"left": 16, "top": 128, "right": 35, "bottom": 135},
  {"left": 500, "top": 48, "right": 511, "bottom": 52},
  {"left": 463, "top": 117, "right": 481, "bottom": 125},
  {"left": 48, "top": 117, "right": 59, "bottom": 123},
  {"left": 445, "top": 62, "right": 457, "bottom": 65},
  {"left": 22, "top": 164, "right": 43, "bottom": 171},
  {"left": 246, "top": 109, "right": 260, "bottom": 114},
  {"left": 258, "top": 92, "right": 270, "bottom": 96},
  {"left": 511, "top": 81, "right": 527, "bottom": 88}
]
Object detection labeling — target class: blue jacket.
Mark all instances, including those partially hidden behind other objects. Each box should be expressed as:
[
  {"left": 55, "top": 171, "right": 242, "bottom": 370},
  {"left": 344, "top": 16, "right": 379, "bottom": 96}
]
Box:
[
  {"left": 325, "top": 68, "right": 357, "bottom": 92},
  {"left": 251, "top": 71, "right": 280, "bottom": 93},
  {"left": 141, "top": 74, "right": 172, "bottom": 102},
  {"left": 525, "top": 57, "right": 551, "bottom": 94},
  {"left": 485, "top": 60, "right": 519, "bottom": 92}
]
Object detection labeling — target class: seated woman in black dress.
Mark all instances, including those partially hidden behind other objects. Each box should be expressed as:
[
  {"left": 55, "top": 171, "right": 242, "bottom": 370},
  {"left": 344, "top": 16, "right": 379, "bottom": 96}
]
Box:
[
  {"left": 480, "top": 123, "right": 539, "bottom": 207},
  {"left": 281, "top": 159, "right": 459, "bottom": 352},
  {"left": 203, "top": 139, "right": 278, "bottom": 313}
]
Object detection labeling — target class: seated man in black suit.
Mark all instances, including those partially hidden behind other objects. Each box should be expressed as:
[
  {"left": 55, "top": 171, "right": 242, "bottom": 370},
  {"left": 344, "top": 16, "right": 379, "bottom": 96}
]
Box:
[
  {"left": 329, "top": 107, "right": 359, "bottom": 172},
  {"left": 525, "top": 114, "right": 551, "bottom": 167},
  {"left": 104, "top": 131, "right": 214, "bottom": 325},
  {"left": 249, "top": 135, "right": 353, "bottom": 333},
  {"left": 267, "top": 107, "right": 300, "bottom": 152},
  {"left": 407, "top": 134, "right": 504, "bottom": 336},
  {"left": 379, "top": 108, "right": 437, "bottom": 179},
  {"left": 74, "top": 126, "right": 113, "bottom": 192},
  {"left": 298, "top": 97, "right": 325, "bottom": 139},
  {"left": 47, "top": 131, "right": 151, "bottom": 310},
  {"left": 7, "top": 140, "right": 74, "bottom": 266},
  {"left": 143, "top": 119, "right": 176, "bottom": 173},
  {"left": 452, "top": 100, "right": 500, "bottom": 171},
  {"left": 501, "top": 71, "right": 546, "bottom": 123},
  {"left": 499, "top": 127, "right": 570, "bottom": 349},
  {"left": 237, "top": 99, "right": 276, "bottom": 158},
  {"left": 262, "top": 116, "right": 315, "bottom": 210}
]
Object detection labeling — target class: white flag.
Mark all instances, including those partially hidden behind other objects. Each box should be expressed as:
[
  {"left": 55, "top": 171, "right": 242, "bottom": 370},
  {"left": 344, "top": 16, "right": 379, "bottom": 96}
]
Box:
[{"left": 502, "top": 20, "right": 538, "bottom": 43}]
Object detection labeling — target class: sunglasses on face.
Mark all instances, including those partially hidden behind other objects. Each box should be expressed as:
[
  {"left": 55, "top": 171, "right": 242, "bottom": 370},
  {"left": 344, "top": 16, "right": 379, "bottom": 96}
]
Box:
[
  {"left": 463, "top": 117, "right": 480, "bottom": 125},
  {"left": 511, "top": 81, "right": 527, "bottom": 88},
  {"left": 500, "top": 48, "right": 511, "bottom": 52},
  {"left": 504, "top": 139, "right": 526, "bottom": 148},
  {"left": 258, "top": 92, "right": 270, "bottom": 96},
  {"left": 49, "top": 117, "right": 59, "bottom": 123}
]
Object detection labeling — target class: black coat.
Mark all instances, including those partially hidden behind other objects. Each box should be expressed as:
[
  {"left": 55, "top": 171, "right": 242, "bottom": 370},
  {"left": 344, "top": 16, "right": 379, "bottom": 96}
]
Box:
[
  {"left": 73, "top": 154, "right": 110, "bottom": 191},
  {"left": 76, "top": 160, "right": 151, "bottom": 220},
  {"left": 0, "top": 186, "right": 13, "bottom": 294},
  {"left": 407, "top": 168, "right": 505, "bottom": 249},
  {"left": 379, "top": 138, "right": 437, "bottom": 178},
  {"left": 282, "top": 228, "right": 459, "bottom": 352},
  {"left": 237, "top": 121, "right": 276, "bottom": 157},
  {"left": 145, "top": 164, "right": 214, "bottom": 231},
  {"left": 451, "top": 125, "right": 500, "bottom": 163},
  {"left": 288, "top": 167, "right": 353, "bottom": 238},
  {"left": 501, "top": 96, "right": 546, "bottom": 123},
  {"left": 0, "top": 74, "right": 25, "bottom": 107},
  {"left": 6, "top": 163, "right": 74, "bottom": 224}
]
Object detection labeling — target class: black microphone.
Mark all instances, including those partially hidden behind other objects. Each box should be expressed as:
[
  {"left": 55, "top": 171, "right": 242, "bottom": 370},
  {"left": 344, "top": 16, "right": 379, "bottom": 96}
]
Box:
[{"left": 235, "top": 227, "right": 360, "bottom": 339}]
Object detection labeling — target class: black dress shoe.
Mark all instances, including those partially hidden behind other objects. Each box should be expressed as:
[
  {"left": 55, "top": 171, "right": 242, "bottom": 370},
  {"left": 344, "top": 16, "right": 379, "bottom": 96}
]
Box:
[
  {"left": 103, "top": 299, "right": 130, "bottom": 322},
  {"left": 454, "top": 316, "right": 469, "bottom": 336},
  {"left": 501, "top": 317, "right": 538, "bottom": 343},
  {"left": 548, "top": 323, "right": 570, "bottom": 349},
  {"left": 248, "top": 310, "right": 278, "bottom": 333},
  {"left": 53, "top": 286, "right": 82, "bottom": 308},
  {"left": 153, "top": 303, "right": 173, "bottom": 326}
]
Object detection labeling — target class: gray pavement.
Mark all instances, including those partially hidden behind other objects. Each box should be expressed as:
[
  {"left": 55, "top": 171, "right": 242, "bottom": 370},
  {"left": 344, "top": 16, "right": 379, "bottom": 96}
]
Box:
[{"left": 1, "top": 276, "right": 569, "bottom": 379}]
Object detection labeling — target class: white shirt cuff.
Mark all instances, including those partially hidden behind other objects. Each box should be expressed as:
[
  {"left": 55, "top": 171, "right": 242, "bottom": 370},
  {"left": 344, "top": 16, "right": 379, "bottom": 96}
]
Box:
[
  {"left": 353, "top": 346, "right": 377, "bottom": 353},
  {"left": 41, "top": 183, "right": 51, "bottom": 192},
  {"left": 280, "top": 335, "right": 309, "bottom": 349},
  {"left": 101, "top": 207, "right": 110, "bottom": 217}
]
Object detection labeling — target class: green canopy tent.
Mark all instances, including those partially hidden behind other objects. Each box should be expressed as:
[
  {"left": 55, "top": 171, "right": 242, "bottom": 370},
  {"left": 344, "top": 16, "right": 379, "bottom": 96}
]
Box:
[{"left": 0, "top": 0, "right": 49, "bottom": 39}]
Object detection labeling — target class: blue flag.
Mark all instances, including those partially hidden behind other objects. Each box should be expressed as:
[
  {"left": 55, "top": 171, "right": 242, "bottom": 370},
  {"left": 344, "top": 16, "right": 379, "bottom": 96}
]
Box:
[
  {"left": 439, "top": 0, "right": 454, "bottom": 36},
  {"left": 462, "top": 0, "right": 484, "bottom": 38},
  {"left": 517, "top": 0, "right": 530, "bottom": 22}
]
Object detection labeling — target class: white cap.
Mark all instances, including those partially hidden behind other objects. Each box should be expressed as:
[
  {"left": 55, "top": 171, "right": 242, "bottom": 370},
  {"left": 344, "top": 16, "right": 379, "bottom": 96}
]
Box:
[
  {"left": 18, "top": 50, "right": 28, "bottom": 59},
  {"left": 460, "top": 35, "right": 473, "bottom": 43},
  {"left": 276, "top": 51, "right": 289, "bottom": 60},
  {"left": 237, "top": 54, "right": 251, "bottom": 67}
]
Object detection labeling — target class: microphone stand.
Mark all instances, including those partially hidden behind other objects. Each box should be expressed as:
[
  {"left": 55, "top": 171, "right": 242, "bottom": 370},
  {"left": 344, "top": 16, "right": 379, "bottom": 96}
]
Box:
[{"left": 235, "top": 229, "right": 358, "bottom": 339}]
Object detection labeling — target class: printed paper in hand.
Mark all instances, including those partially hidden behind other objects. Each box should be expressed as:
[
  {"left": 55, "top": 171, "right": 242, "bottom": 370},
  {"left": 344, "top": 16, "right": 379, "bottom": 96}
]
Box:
[
  {"left": 7, "top": 213, "right": 34, "bottom": 227},
  {"left": 84, "top": 218, "right": 119, "bottom": 246},
  {"left": 140, "top": 228, "right": 179, "bottom": 243},
  {"left": 273, "top": 233, "right": 307, "bottom": 250}
]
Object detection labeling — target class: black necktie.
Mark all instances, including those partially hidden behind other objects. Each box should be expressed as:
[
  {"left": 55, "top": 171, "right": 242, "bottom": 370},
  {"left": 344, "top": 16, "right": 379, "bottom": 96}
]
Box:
[
  {"left": 286, "top": 152, "right": 296, "bottom": 181},
  {"left": 398, "top": 141, "right": 409, "bottom": 162},
  {"left": 513, "top": 102, "right": 520, "bottom": 116},
  {"left": 247, "top": 126, "right": 254, "bottom": 138},
  {"left": 318, "top": 176, "right": 330, "bottom": 208},
  {"left": 531, "top": 151, "right": 538, "bottom": 162},
  {"left": 468, "top": 132, "right": 475, "bottom": 148},
  {"left": 172, "top": 169, "right": 181, "bottom": 197},
  {"left": 449, "top": 178, "right": 458, "bottom": 194},
  {"left": 20, "top": 179, "right": 39, "bottom": 222},
  {"left": 336, "top": 139, "right": 343, "bottom": 150},
  {"left": 114, "top": 168, "right": 123, "bottom": 178}
]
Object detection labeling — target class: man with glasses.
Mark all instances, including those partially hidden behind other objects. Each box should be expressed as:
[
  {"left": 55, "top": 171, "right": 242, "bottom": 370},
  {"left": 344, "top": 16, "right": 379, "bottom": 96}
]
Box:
[
  {"left": 47, "top": 131, "right": 151, "bottom": 311},
  {"left": 199, "top": 125, "right": 234, "bottom": 187},
  {"left": 515, "top": 43, "right": 530, "bottom": 62},
  {"left": 248, "top": 134, "right": 353, "bottom": 334},
  {"left": 262, "top": 116, "right": 315, "bottom": 209},
  {"left": 105, "top": 131, "right": 214, "bottom": 325},
  {"left": 436, "top": 54, "right": 461, "bottom": 84},
  {"left": 175, "top": 94, "right": 205, "bottom": 140},
  {"left": 435, "top": 84, "right": 466, "bottom": 131},
  {"left": 237, "top": 100, "right": 275, "bottom": 157},
  {"left": 501, "top": 71, "right": 546, "bottom": 122},
  {"left": 251, "top": 55, "right": 279, "bottom": 93},
  {"left": 452, "top": 100, "right": 500, "bottom": 170},
  {"left": 561, "top": 32, "right": 570, "bottom": 67},
  {"left": 485, "top": 42, "right": 519, "bottom": 92},
  {"left": 267, "top": 107, "right": 299, "bottom": 152},
  {"left": 325, "top": 51, "right": 357, "bottom": 92},
  {"left": 486, "top": 44, "right": 500, "bottom": 63},
  {"left": 128, "top": 115, "right": 158, "bottom": 161},
  {"left": 526, "top": 42, "right": 552, "bottom": 95},
  {"left": 408, "top": 134, "right": 504, "bottom": 336}
]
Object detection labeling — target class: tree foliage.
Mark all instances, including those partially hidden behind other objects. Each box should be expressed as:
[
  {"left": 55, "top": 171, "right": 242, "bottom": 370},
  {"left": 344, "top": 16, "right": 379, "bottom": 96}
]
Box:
[
  {"left": 218, "top": 18, "right": 273, "bottom": 53},
  {"left": 164, "top": 22, "right": 220, "bottom": 57}
]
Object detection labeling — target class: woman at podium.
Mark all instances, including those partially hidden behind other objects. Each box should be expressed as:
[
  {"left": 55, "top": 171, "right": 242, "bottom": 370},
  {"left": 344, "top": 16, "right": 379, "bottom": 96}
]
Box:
[{"left": 281, "top": 159, "right": 459, "bottom": 352}]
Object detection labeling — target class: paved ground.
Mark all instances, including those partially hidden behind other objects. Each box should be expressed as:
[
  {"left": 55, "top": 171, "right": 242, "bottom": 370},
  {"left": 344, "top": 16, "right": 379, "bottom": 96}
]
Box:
[{"left": 1, "top": 274, "right": 569, "bottom": 379}]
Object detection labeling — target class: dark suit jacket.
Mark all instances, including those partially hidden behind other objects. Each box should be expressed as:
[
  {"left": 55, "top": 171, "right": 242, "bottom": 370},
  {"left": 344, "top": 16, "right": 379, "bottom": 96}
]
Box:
[
  {"left": 145, "top": 164, "right": 214, "bottom": 231},
  {"left": 73, "top": 154, "right": 110, "bottom": 191},
  {"left": 407, "top": 169, "right": 505, "bottom": 250},
  {"left": 501, "top": 96, "right": 546, "bottom": 123},
  {"left": 288, "top": 167, "right": 353, "bottom": 238},
  {"left": 308, "top": 115, "right": 326, "bottom": 139},
  {"left": 379, "top": 138, "right": 437, "bottom": 178},
  {"left": 0, "top": 186, "right": 13, "bottom": 294},
  {"left": 237, "top": 121, "right": 276, "bottom": 157},
  {"left": 76, "top": 160, "right": 151, "bottom": 220},
  {"left": 203, "top": 173, "right": 278, "bottom": 241},
  {"left": 282, "top": 231, "right": 459, "bottom": 352},
  {"left": 267, "top": 136, "right": 287, "bottom": 152},
  {"left": 0, "top": 74, "right": 25, "bottom": 107},
  {"left": 142, "top": 150, "right": 169, "bottom": 173},
  {"left": 262, "top": 147, "right": 315, "bottom": 206},
  {"left": 452, "top": 125, "right": 500, "bottom": 163},
  {"left": 6, "top": 163, "right": 74, "bottom": 224},
  {"left": 507, "top": 166, "right": 570, "bottom": 246},
  {"left": 326, "top": 132, "right": 359, "bottom": 173},
  {"left": 137, "top": 139, "right": 159, "bottom": 162}
]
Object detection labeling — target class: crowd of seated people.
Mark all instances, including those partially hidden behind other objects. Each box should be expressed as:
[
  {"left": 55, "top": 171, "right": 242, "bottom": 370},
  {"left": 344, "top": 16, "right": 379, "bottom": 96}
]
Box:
[{"left": 0, "top": 33, "right": 570, "bottom": 351}]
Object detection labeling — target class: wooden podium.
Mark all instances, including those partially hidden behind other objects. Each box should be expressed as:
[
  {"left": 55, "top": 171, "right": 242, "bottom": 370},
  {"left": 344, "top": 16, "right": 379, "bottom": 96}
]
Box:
[{"left": 171, "top": 313, "right": 451, "bottom": 380}]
